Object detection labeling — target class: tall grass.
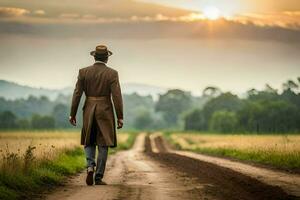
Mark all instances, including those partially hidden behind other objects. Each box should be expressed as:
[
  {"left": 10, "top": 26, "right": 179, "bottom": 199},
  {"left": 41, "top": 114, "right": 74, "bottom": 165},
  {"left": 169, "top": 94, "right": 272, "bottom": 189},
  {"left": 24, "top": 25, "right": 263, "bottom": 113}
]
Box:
[
  {"left": 0, "top": 130, "right": 136, "bottom": 200},
  {"left": 0, "top": 131, "right": 80, "bottom": 159},
  {"left": 168, "top": 132, "right": 300, "bottom": 170},
  {"left": 0, "top": 146, "right": 85, "bottom": 200}
]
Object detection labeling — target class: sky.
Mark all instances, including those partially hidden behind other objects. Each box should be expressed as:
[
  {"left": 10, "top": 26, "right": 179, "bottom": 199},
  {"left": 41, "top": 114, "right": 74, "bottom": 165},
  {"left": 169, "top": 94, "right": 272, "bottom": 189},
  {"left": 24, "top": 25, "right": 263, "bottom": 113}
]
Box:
[
  {"left": 140, "top": 0, "right": 300, "bottom": 13},
  {"left": 0, "top": 0, "right": 299, "bottom": 95}
]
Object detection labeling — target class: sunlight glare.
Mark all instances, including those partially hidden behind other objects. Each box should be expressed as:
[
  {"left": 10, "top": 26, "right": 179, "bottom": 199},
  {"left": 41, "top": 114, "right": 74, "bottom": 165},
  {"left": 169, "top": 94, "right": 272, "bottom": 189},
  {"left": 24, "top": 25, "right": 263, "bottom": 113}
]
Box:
[{"left": 203, "top": 6, "right": 221, "bottom": 20}]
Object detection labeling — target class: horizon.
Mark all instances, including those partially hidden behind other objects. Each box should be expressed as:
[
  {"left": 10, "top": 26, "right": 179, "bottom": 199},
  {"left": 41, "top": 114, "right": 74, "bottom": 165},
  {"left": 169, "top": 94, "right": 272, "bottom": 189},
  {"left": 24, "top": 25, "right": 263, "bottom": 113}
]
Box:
[{"left": 1, "top": 76, "right": 298, "bottom": 98}]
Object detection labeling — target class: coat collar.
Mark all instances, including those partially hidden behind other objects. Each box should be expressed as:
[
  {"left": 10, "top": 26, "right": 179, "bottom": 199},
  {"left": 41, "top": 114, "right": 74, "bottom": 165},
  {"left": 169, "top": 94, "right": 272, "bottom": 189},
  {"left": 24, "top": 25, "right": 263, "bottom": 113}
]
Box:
[{"left": 94, "top": 61, "right": 107, "bottom": 65}]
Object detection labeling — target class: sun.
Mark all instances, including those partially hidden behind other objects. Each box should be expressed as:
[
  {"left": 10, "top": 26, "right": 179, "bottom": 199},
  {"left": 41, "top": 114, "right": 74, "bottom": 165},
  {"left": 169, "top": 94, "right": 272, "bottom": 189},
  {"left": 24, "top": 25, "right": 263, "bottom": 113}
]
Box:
[{"left": 203, "top": 6, "right": 221, "bottom": 20}]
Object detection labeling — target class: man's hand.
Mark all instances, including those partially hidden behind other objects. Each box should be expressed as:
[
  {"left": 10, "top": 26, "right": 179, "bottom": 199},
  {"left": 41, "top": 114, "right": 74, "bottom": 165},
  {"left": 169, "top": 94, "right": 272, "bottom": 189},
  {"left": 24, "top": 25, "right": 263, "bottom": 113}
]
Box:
[
  {"left": 117, "top": 119, "right": 123, "bottom": 129},
  {"left": 69, "top": 116, "right": 77, "bottom": 126}
]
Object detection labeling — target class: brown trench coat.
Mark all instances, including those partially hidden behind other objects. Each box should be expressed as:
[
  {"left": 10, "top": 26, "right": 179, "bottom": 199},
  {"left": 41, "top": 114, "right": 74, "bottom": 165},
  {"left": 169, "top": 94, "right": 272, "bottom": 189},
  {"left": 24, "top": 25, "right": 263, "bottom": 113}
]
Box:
[{"left": 70, "top": 63, "right": 123, "bottom": 147}]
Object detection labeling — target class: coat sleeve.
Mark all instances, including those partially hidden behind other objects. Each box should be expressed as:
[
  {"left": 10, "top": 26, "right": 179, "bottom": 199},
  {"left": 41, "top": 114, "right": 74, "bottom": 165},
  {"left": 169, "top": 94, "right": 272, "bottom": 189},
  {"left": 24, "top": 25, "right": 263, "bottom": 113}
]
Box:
[
  {"left": 70, "top": 69, "right": 84, "bottom": 117},
  {"left": 110, "top": 71, "right": 123, "bottom": 119}
]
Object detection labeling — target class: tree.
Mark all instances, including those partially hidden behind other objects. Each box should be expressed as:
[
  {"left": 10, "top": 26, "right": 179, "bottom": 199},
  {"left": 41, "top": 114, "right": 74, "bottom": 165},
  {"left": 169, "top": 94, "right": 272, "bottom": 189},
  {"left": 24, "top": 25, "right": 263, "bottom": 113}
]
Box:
[
  {"left": 247, "top": 85, "right": 280, "bottom": 102},
  {"left": 247, "top": 88, "right": 258, "bottom": 97},
  {"left": 281, "top": 88, "right": 300, "bottom": 108},
  {"left": 238, "top": 100, "right": 300, "bottom": 133},
  {"left": 31, "top": 114, "right": 55, "bottom": 129},
  {"left": 17, "top": 119, "right": 30, "bottom": 129},
  {"left": 202, "top": 92, "right": 243, "bottom": 129},
  {"left": 184, "top": 109, "right": 206, "bottom": 131},
  {"left": 237, "top": 101, "right": 263, "bottom": 133},
  {"left": 265, "top": 84, "right": 278, "bottom": 94},
  {"left": 155, "top": 89, "right": 192, "bottom": 127},
  {"left": 259, "top": 101, "right": 299, "bottom": 132},
  {"left": 0, "top": 95, "right": 57, "bottom": 119},
  {"left": 123, "top": 93, "right": 155, "bottom": 129},
  {"left": 202, "top": 86, "right": 221, "bottom": 98},
  {"left": 52, "top": 104, "right": 69, "bottom": 128},
  {"left": 134, "top": 110, "right": 154, "bottom": 130},
  {"left": 209, "top": 110, "right": 238, "bottom": 133},
  {"left": 0, "top": 111, "right": 17, "bottom": 129},
  {"left": 282, "top": 80, "right": 298, "bottom": 91}
]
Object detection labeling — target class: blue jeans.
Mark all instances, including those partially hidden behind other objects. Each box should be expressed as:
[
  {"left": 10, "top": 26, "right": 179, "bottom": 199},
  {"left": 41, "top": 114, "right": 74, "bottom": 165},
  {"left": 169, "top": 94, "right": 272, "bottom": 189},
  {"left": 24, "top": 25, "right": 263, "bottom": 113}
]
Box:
[{"left": 84, "top": 145, "right": 108, "bottom": 181}]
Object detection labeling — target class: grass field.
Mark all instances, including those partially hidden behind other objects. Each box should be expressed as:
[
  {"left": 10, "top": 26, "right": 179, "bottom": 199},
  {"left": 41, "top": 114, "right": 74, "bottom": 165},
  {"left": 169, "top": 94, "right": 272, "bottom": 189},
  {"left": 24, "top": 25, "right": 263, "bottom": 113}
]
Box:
[
  {"left": 0, "top": 130, "right": 136, "bottom": 200},
  {"left": 167, "top": 132, "right": 300, "bottom": 170}
]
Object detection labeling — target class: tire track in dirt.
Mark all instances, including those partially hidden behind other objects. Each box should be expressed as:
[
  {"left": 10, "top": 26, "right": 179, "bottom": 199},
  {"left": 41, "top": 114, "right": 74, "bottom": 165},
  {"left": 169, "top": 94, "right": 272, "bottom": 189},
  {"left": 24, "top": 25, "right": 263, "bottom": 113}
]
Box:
[
  {"left": 146, "top": 134, "right": 299, "bottom": 200},
  {"left": 160, "top": 134, "right": 300, "bottom": 197},
  {"left": 174, "top": 150, "right": 300, "bottom": 197}
]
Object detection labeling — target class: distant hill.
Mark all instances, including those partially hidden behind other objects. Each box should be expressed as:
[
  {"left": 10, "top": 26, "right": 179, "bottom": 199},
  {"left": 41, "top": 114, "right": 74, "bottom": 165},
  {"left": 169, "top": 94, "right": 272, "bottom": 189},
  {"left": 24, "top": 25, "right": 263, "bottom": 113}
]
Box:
[
  {"left": 0, "top": 80, "right": 64, "bottom": 100},
  {"left": 0, "top": 80, "right": 167, "bottom": 100},
  {"left": 122, "top": 83, "right": 166, "bottom": 98}
]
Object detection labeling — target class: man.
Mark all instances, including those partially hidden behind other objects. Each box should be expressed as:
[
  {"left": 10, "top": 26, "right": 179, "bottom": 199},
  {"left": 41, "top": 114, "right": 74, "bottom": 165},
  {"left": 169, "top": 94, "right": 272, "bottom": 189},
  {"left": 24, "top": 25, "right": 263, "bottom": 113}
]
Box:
[{"left": 69, "top": 45, "right": 123, "bottom": 186}]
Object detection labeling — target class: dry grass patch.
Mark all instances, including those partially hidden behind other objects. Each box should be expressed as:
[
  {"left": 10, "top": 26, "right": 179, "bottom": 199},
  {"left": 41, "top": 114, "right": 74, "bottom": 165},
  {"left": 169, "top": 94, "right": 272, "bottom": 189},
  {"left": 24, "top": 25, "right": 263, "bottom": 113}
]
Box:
[
  {"left": 0, "top": 131, "right": 131, "bottom": 159},
  {"left": 0, "top": 131, "right": 80, "bottom": 161},
  {"left": 169, "top": 133, "right": 300, "bottom": 169}
]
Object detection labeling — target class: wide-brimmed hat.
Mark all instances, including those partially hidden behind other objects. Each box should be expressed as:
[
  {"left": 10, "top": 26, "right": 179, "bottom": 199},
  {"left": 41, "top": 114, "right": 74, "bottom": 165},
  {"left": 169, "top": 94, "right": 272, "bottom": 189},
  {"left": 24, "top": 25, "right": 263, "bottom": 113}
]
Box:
[{"left": 90, "top": 45, "right": 113, "bottom": 57}]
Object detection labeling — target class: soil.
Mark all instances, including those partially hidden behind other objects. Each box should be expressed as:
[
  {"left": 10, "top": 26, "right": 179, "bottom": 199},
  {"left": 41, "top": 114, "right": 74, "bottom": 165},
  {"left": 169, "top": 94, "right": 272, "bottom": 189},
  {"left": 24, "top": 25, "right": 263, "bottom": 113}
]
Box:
[{"left": 147, "top": 135, "right": 299, "bottom": 200}]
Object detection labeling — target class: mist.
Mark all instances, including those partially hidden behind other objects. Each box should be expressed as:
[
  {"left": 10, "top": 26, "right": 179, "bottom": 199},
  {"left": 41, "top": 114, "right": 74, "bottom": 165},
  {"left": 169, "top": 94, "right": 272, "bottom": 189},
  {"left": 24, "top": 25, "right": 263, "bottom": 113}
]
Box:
[{"left": 0, "top": 35, "right": 299, "bottom": 95}]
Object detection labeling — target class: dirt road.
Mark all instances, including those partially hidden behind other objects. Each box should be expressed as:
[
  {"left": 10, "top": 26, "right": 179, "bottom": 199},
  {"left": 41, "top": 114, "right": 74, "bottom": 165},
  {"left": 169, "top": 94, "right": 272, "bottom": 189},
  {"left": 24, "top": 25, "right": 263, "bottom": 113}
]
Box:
[
  {"left": 44, "top": 133, "right": 299, "bottom": 200},
  {"left": 45, "top": 133, "right": 207, "bottom": 200}
]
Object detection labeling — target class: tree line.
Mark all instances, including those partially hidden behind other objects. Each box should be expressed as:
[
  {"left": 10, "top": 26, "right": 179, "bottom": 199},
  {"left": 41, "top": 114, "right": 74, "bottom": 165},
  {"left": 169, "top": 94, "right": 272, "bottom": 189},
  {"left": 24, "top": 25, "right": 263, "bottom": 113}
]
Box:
[
  {"left": 139, "top": 78, "right": 300, "bottom": 133},
  {"left": 0, "top": 78, "right": 299, "bottom": 133},
  {"left": 0, "top": 94, "right": 76, "bottom": 129},
  {"left": 184, "top": 79, "right": 300, "bottom": 133}
]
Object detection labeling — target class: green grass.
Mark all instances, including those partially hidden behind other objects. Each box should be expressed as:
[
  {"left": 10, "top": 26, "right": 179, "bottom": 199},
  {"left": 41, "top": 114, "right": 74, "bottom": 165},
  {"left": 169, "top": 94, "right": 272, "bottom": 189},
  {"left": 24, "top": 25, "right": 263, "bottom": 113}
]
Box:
[
  {"left": 190, "top": 147, "right": 300, "bottom": 169},
  {"left": 109, "top": 132, "right": 138, "bottom": 154},
  {"left": 0, "top": 147, "right": 85, "bottom": 200}
]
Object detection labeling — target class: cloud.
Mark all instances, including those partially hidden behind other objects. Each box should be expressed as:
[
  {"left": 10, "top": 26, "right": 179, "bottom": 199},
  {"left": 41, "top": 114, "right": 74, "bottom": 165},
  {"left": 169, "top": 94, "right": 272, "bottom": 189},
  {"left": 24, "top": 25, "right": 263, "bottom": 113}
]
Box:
[
  {"left": 59, "top": 13, "right": 80, "bottom": 19},
  {"left": 235, "top": 11, "right": 300, "bottom": 30},
  {"left": 1, "top": 7, "right": 300, "bottom": 32},
  {"left": 0, "top": 18, "right": 299, "bottom": 46},
  {"left": 0, "top": 1, "right": 299, "bottom": 31},
  {"left": 0, "top": 0, "right": 191, "bottom": 19},
  {"left": 82, "top": 14, "right": 97, "bottom": 20},
  {"left": 34, "top": 10, "right": 45, "bottom": 15},
  {"left": 0, "top": 7, "right": 29, "bottom": 18},
  {"left": 0, "top": 1, "right": 299, "bottom": 45}
]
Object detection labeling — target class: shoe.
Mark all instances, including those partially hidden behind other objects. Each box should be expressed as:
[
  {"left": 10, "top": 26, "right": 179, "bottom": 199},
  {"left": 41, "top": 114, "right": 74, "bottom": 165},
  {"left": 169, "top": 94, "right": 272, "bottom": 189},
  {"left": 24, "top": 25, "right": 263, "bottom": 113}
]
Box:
[
  {"left": 86, "top": 167, "right": 94, "bottom": 186},
  {"left": 95, "top": 179, "right": 107, "bottom": 185}
]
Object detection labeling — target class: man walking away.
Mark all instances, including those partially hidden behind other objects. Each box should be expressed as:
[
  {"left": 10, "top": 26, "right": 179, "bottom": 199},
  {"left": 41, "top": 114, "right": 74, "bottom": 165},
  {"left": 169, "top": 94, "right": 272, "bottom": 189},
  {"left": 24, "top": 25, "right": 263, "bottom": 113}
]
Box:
[{"left": 69, "top": 45, "right": 124, "bottom": 185}]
